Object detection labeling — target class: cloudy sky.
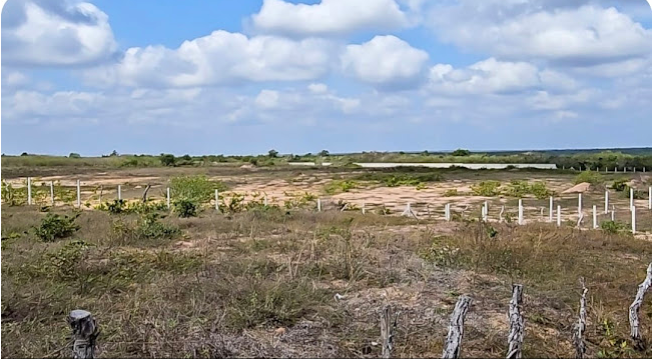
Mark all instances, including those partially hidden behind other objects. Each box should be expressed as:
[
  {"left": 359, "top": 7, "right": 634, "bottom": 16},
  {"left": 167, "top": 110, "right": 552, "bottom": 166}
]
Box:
[{"left": 1, "top": 0, "right": 651, "bottom": 156}]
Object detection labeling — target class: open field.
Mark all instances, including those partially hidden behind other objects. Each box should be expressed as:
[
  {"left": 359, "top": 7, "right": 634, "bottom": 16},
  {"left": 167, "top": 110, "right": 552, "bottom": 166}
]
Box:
[{"left": 3, "top": 163, "right": 652, "bottom": 358}]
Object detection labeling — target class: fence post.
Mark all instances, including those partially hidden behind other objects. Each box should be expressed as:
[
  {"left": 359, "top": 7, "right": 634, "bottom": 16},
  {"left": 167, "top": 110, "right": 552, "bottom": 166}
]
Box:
[
  {"left": 557, "top": 205, "right": 561, "bottom": 227},
  {"left": 380, "top": 305, "right": 397, "bottom": 359},
  {"left": 445, "top": 204, "right": 451, "bottom": 221},
  {"left": 264, "top": 194, "right": 268, "bottom": 206},
  {"left": 50, "top": 181, "right": 55, "bottom": 206},
  {"left": 631, "top": 207, "right": 636, "bottom": 234},
  {"left": 573, "top": 278, "right": 588, "bottom": 359},
  {"left": 611, "top": 205, "right": 616, "bottom": 221},
  {"left": 630, "top": 188, "right": 634, "bottom": 211},
  {"left": 578, "top": 194, "right": 582, "bottom": 216},
  {"left": 605, "top": 191, "right": 609, "bottom": 214},
  {"left": 549, "top": 197, "right": 553, "bottom": 222},
  {"left": 442, "top": 296, "right": 472, "bottom": 359},
  {"left": 317, "top": 198, "right": 322, "bottom": 212},
  {"left": 76, "top": 180, "right": 81, "bottom": 208},
  {"left": 27, "top": 177, "right": 32, "bottom": 205},
  {"left": 215, "top": 189, "right": 219, "bottom": 210},
  {"left": 648, "top": 186, "right": 651, "bottom": 210},
  {"left": 117, "top": 185, "right": 121, "bottom": 200},
  {"left": 362, "top": 203, "right": 366, "bottom": 215},
  {"left": 629, "top": 262, "right": 652, "bottom": 347},
  {"left": 499, "top": 205, "right": 505, "bottom": 223},
  {"left": 142, "top": 185, "right": 151, "bottom": 203},
  {"left": 592, "top": 205, "right": 597, "bottom": 229},
  {"left": 518, "top": 199, "right": 523, "bottom": 225},
  {"left": 507, "top": 284, "right": 524, "bottom": 359},
  {"left": 166, "top": 187, "right": 171, "bottom": 209},
  {"left": 68, "top": 310, "right": 99, "bottom": 359}
]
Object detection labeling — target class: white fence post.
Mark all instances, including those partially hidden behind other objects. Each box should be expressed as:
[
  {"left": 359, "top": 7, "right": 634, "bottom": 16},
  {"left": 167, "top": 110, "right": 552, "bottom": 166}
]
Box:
[
  {"left": 166, "top": 187, "right": 171, "bottom": 209},
  {"left": 649, "top": 187, "right": 651, "bottom": 210},
  {"left": 264, "top": 194, "right": 268, "bottom": 206},
  {"left": 317, "top": 198, "right": 322, "bottom": 212},
  {"left": 592, "top": 205, "right": 598, "bottom": 229},
  {"left": 632, "top": 207, "right": 636, "bottom": 234},
  {"left": 215, "top": 189, "right": 219, "bottom": 210},
  {"left": 27, "top": 177, "right": 32, "bottom": 205},
  {"left": 117, "top": 185, "right": 122, "bottom": 200},
  {"left": 630, "top": 188, "right": 634, "bottom": 211},
  {"left": 50, "top": 181, "right": 55, "bottom": 206},
  {"left": 578, "top": 194, "right": 582, "bottom": 216},
  {"left": 518, "top": 199, "right": 524, "bottom": 225},
  {"left": 605, "top": 190, "right": 609, "bottom": 214},
  {"left": 445, "top": 203, "right": 451, "bottom": 221},
  {"left": 76, "top": 180, "right": 81, "bottom": 208},
  {"left": 557, "top": 205, "right": 562, "bottom": 227},
  {"left": 362, "top": 203, "right": 366, "bottom": 215},
  {"left": 549, "top": 197, "right": 553, "bottom": 222}
]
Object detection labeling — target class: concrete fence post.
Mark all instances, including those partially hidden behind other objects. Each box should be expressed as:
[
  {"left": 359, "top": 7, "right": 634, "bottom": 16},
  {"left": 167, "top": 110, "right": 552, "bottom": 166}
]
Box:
[
  {"left": 632, "top": 207, "right": 636, "bottom": 234},
  {"left": 166, "top": 187, "right": 171, "bottom": 209},
  {"left": 117, "top": 185, "right": 121, "bottom": 200},
  {"left": 592, "top": 205, "right": 598, "bottom": 229},
  {"left": 215, "top": 189, "right": 220, "bottom": 210},
  {"left": 578, "top": 194, "right": 582, "bottom": 216},
  {"left": 630, "top": 188, "right": 634, "bottom": 211},
  {"left": 27, "top": 177, "right": 32, "bottom": 205},
  {"left": 648, "top": 187, "right": 651, "bottom": 210},
  {"left": 445, "top": 203, "right": 451, "bottom": 221},
  {"left": 518, "top": 199, "right": 524, "bottom": 225},
  {"left": 317, "top": 198, "right": 322, "bottom": 212},
  {"left": 50, "top": 181, "right": 55, "bottom": 206},
  {"left": 605, "top": 191, "right": 609, "bottom": 214},
  {"left": 557, "top": 205, "right": 561, "bottom": 227},
  {"left": 549, "top": 197, "right": 553, "bottom": 222},
  {"left": 76, "top": 180, "right": 81, "bottom": 208}
]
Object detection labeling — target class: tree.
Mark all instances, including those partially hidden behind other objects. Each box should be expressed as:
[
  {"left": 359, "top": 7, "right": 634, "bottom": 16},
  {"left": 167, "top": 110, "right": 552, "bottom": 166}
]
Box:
[
  {"left": 110, "top": 150, "right": 119, "bottom": 157},
  {"left": 160, "top": 153, "right": 176, "bottom": 167},
  {"left": 20, "top": 152, "right": 28, "bottom": 156},
  {"left": 181, "top": 154, "right": 192, "bottom": 161},
  {"left": 268, "top": 149, "right": 279, "bottom": 158},
  {"left": 451, "top": 149, "right": 471, "bottom": 157},
  {"left": 69, "top": 153, "right": 81, "bottom": 158},
  {"left": 319, "top": 150, "right": 330, "bottom": 157}
]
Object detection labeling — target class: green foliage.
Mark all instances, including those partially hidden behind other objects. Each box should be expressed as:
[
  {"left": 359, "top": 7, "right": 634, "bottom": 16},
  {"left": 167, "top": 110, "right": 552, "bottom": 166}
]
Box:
[
  {"left": 98, "top": 199, "right": 168, "bottom": 215},
  {"left": 451, "top": 149, "right": 471, "bottom": 156},
  {"left": 443, "top": 189, "right": 459, "bottom": 197},
  {"left": 137, "top": 213, "right": 181, "bottom": 239},
  {"left": 34, "top": 213, "right": 80, "bottom": 242},
  {"left": 600, "top": 221, "right": 628, "bottom": 234},
  {"left": 170, "top": 175, "right": 226, "bottom": 203},
  {"left": 283, "top": 192, "right": 318, "bottom": 210},
  {"left": 471, "top": 181, "right": 501, "bottom": 196},
  {"left": 68, "top": 153, "right": 81, "bottom": 158},
  {"left": 612, "top": 179, "right": 628, "bottom": 192},
  {"left": 268, "top": 149, "right": 279, "bottom": 158},
  {"left": 220, "top": 192, "right": 246, "bottom": 214},
  {"left": 159, "top": 153, "right": 176, "bottom": 167},
  {"left": 503, "top": 180, "right": 552, "bottom": 199},
  {"left": 48, "top": 240, "right": 92, "bottom": 280},
  {"left": 173, "top": 199, "right": 198, "bottom": 218},
  {"left": 1, "top": 180, "right": 22, "bottom": 206},
  {"left": 354, "top": 171, "right": 442, "bottom": 187},
  {"left": 323, "top": 180, "right": 358, "bottom": 194},
  {"left": 574, "top": 171, "right": 602, "bottom": 185}
]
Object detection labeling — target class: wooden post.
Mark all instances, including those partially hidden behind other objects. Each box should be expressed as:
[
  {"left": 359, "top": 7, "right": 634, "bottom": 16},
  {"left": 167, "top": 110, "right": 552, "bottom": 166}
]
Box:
[
  {"left": 592, "top": 205, "right": 597, "bottom": 229},
  {"left": 605, "top": 191, "right": 609, "bottom": 214},
  {"left": 166, "top": 187, "right": 171, "bottom": 209},
  {"left": 117, "top": 185, "right": 121, "bottom": 200},
  {"left": 142, "top": 184, "right": 151, "bottom": 203},
  {"left": 631, "top": 207, "right": 636, "bottom": 234},
  {"left": 549, "top": 197, "right": 553, "bottom": 222},
  {"left": 507, "top": 284, "right": 524, "bottom": 359},
  {"left": 629, "top": 262, "right": 652, "bottom": 347},
  {"left": 68, "top": 310, "right": 99, "bottom": 359},
  {"left": 27, "top": 177, "right": 32, "bottom": 205},
  {"left": 557, "top": 205, "right": 561, "bottom": 227},
  {"left": 499, "top": 205, "right": 505, "bottom": 223},
  {"left": 518, "top": 199, "right": 523, "bottom": 225},
  {"left": 76, "top": 180, "right": 81, "bottom": 208},
  {"left": 215, "top": 189, "right": 219, "bottom": 210},
  {"left": 380, "top": 305, "right": 397, "bottom": 359},
  {"left": 573, "top": 278, "right": 588, "bottom": 359},
  {"left": 442, "top": 296, "right": 472, "bottom": 359},
  {"left": 50, "top": 181, "right": 55, "bottom": 206}
]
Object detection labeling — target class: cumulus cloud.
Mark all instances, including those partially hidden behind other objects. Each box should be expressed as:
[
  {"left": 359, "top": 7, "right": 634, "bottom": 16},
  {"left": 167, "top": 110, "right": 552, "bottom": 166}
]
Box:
[
  {"left": 430, "top": 2, "right": 652, "bottom": 67},
  {"left": 341, "top": 35, "right": 429, "bottom": 89},
  {"left": 250, "top": 0, "right": 409, "bottom": 37},
  {"left": 85, "top": 30, "right": 336, "bottom": 88},
  {"left": 1, "top": 0, "right": 116, "bottom": 66}
]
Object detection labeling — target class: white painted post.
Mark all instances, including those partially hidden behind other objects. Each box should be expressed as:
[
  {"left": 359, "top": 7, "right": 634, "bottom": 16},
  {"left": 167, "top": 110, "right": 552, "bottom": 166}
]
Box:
[
  {"left": 215, "top": 189, "right": 219, "bottom": 210},
  {"left": 76, "top": 180, "right": 81, "bottom": 208},
  {"left": 50, "top": 181, "right": 55, "bottom": 206},
  {"left": 605, "top": 191, "right": 609, "bottom": 214},
  {"left": 117, "top": 185, "right": 122, "bottom": 200},
  {"left": 634, "top": 167, "right": 637, "bottom": 173},
  {"left": 27, "top": 177, "right": 32, "bottom": 205},
  {"left": 632, "top": 207, "right": 636, "bottom": 234},
  {"left": 649, "top": 187, "right": 651, "bottom": 210},
  {"left": 518, "top": 199, "right": 524, "bottom": 225},
  {"left": 625, "top": 167, "right": 628, "bottom": 173},
  {"left": 166, "top": 187, "right": 171, "bottom": 209},
  {"left": 482, "top": 201, "right": 488, "bottom": 222},
  {"left": 630, "top": 188, "right": 634, "bottom": 211},
  {"left": 317, "top": 198, "right": 322, "bottom": 212},
  {"left": 557, "top": 205, "right": 562, "bottom": 227},
  {"left": 578, "top": 194, "right": 582, "bottom": 216},
  {"left": 549, "top": 197, "right": 554, "bottom": 222},
  {"left": 445, "top": 203, "right": 451, "bottom": 221},
  {"left": 264, "top": 194, "right": 268, "bottom": 206},
  {"left": 615, "top": 166, "right": 618, "bottom": 173},
  {"left": 593, "top": 205, "right": 598, "bottom": 229},
  {"left": 362, "top": 203, "right": 366, "bottom": 214},
  {"left": 612, "top": 209, "right": 615, "bottom": 222}
]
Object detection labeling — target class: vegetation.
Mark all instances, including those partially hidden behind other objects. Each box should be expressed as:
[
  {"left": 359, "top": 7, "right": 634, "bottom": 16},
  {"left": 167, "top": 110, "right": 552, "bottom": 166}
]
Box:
[
  {"left": 33, "top": 213, "right": 80, "bottom": 242},
  {"left": 323, "top": 179, "right": 358, "bottom": 194},
  {"left": 574, "top": 171, "right": 603, "bottom": 185},
  {"left": 173, "top": 199, "right": 198, "bottom": 218},
  {"left": 169, "top": 175, "right": 227, "bottom": 203},
  {"left": 471, "top": 181, "right": 502, "bottom": 196},
  {"left": 451, "top": 148, "right": 471, "bottom": 156},
  {"left": 503, "top": 180, "right": 553, "bottom": 199}
]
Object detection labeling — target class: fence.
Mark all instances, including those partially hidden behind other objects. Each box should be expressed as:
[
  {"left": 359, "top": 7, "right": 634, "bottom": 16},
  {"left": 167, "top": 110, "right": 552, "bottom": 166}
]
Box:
[
  {"left": 5, "top": 177, "right": 652, "bottom": 234},
  {"left": 65, "top": 262, "right": 652, "bottom": 358}
]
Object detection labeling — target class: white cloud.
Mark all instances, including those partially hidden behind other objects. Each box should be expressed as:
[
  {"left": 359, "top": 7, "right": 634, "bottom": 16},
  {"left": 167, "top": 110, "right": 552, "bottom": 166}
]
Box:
[
  {"left": 341, "top": 35, "right": 429, "bottom": 89},
  {"left": 2, "top": 0, "right": 116, "bottom": 66},
  {"left": 255, "top": 90, "right": 280, "bottom": 109},
  {"left": 85, "top": 30, "right": 336, "bottom": 88},
  {"left": 251, "top": 0, "right": 409, "bottom": 37},
  {"left": 430, "top": 3, "right": 652, "bottom": 66},
  {"left": 308, "top": 83, "right": 329, "bottom": 94}
]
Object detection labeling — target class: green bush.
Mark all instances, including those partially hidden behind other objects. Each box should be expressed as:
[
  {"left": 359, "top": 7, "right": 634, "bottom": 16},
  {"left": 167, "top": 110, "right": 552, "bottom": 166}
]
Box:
[
  {"left": 34, "top": 213, "right": 81, "bottom": 242},
  {"left": 451, "top": 149, "right": 471, "bottom": 156},
  {"left": 574, "top": 171, "right": 602, "bottom": 185},
  {"left": 173, "top": 199, "right": 198, "bottom": 218},
  {"left": 170, "top": 175, "right": 226, "bottom": 203},
  {"left": 503, "top": 180, "right": 552, "bottom": 199},
  {"left": 601, "top": 221, "right": 628, "bottom": 234},
  {"left": 48, "top": 240, "right": 91, "bottom": 279},
  {"left": 471, "top": 181, "right": 501, "bottom": 196},
  {"left": 443, "top": 189, "right": 459, "bottom": 197},
  {"left": 137, "top": 213, "right": 180, "bottom": 239},
  {"left": 612, "top": 179, "right": 628, "bottom": 192},
  {"left": 323, "top": 180, "right": 358, "bottom": 194},
  {"left": 160, "top": 153, "right": 176, "bottom": 167}
]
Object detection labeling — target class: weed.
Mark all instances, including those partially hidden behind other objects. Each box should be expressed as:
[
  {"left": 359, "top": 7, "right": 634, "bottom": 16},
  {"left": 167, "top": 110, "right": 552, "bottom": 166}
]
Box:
[
  {"left": 574, "top": 171, "right": 602, "bottom": 185},
  {"left": 173, "top": 199, "right": 198, "bottom": 218},
  {"left": 170, "top": 175, "right": 227, "bottom": 203},
  {"left": 323, "top": 180, "right": 358, "bottom": 194},
  {"left": 34, "top": 213, "right": 80, "bottom": 242},
  {"left": 443, "top": 189, "right": 459, "bottom": 197},
  {"left": 601, "top": 221, "right": 628, "bottom": 234},
  {"left": 471, "top": 181, "right": 501, "bottom": 196}
]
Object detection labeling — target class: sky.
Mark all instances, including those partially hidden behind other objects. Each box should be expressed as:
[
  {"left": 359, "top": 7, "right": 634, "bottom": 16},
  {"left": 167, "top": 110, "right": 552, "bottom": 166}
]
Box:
[{"left": 1, "top": 0, "right": 651, "bottom": 156}]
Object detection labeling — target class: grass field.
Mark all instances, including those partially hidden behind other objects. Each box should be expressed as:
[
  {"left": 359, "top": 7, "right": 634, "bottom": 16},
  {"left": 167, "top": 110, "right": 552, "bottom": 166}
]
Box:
[{"left": 3, "top": 162, "right": 652, "bottom": 358}]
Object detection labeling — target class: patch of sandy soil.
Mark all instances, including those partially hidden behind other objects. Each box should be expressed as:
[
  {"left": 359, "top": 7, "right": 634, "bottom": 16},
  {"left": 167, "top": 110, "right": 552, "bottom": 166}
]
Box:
[{"left": 562, "top": 182, "right": 591, "bottom": 194}]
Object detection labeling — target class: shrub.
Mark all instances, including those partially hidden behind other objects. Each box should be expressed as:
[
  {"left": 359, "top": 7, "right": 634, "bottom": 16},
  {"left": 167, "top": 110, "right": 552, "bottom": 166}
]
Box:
[
  {"left": 34, "top": 213, "right": 80, "bottom": 242},
  {"left": 323, "top": 180, "right": 358, "bottom": 194},
  {"left": 574, "top": 171, "right": 602, "bottom": 185},
  {"left": 68, "top": 153, "right": 81, "bottom": 158},
  {"left": 268, "top": 149, "right": 279, "bottom": 158},
  {"left": 105, "top": 199, "right": 127, "bottom": 214},
  {"left": 173, "top": 199, "right": 198, "bottom": 218},
  {"left": 221, "top": 192, "right": 246, "bottom": 214},
  {"left": 530, "top": 182, "right": 553, "bottom": 200},
  {"left": 443, "top": 189, "right": 459, "bottom": 197},
  {"left": 503, "top": 180, "right": 552, "bottom": 199},
  {"left": 471, "top": 181, "right": 501, "bottom": 196},
  {"left": 170, "top": 175, "right": 226, "bottom": 203},
  {"left": 49, "top": 240, "right": 91, "bottom": 279},
  {"left": 160, "top": 153, "right": 176, "bottom": 167},
  {"left": 451, "top": 149, "right": 471, "bottom": 156},
  {"left": 601, "top": 221, "right": 628, "bottom": 234},
  {"left": 138, "top": 213, "right": 180, "bottom": 239},
  {"left": 612, "top": 179, "right": 628, "bottom": 192}
]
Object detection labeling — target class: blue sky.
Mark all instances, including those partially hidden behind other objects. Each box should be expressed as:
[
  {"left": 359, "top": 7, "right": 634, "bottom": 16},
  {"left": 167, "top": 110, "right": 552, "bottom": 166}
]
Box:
[{"left": 1, "top": 0, "right": 651, "bottom": 156}]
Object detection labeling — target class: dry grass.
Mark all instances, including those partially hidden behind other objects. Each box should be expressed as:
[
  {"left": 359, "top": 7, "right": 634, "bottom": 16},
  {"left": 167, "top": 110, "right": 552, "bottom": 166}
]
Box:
[{"left": 3, "top": 203, "right": 652, "bottom": 358}]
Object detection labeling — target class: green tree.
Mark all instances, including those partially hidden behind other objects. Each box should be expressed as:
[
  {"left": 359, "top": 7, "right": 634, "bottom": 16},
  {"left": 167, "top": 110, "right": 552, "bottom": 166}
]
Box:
[
  {"left": 268, "top": 149, "right": 279, "bottom": 158},
  {"left": 160, "top": 153, "right": 176, "bottom": 167},
  {"left": 451, "top": 149, "right": 471, "bottom": 156},
  {"left": 319, "top": 150, "right": 330, "bottom": 157},
  {"left": 68, "top": 153, "right": 81, "bottom": 158}
]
